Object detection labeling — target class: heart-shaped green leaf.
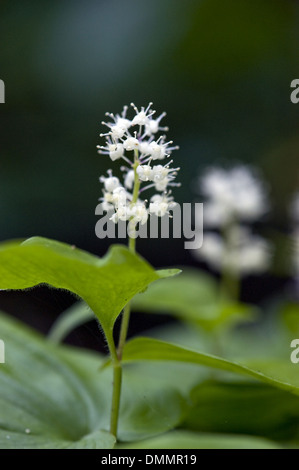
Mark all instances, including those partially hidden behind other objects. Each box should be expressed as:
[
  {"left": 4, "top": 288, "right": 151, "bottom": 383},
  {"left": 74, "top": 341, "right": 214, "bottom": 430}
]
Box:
[
  {"left": 48, "top": 269, "right": 255, "bottom": 343},
  {"left": 0, "top": 237, "right": 179, "bottom": 341}
]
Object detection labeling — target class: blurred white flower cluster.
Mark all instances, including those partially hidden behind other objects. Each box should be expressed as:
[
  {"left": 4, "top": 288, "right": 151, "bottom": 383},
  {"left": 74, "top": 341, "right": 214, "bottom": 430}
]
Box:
[
  {"left": 196, "top": 165, "right": 271, "bottom": 276},
  {"left": 97, "top": 103, "right": 180, "bottom": 229},
  {"left": 200, "top": 227, "right": 271, "bottom": 276},
  {"left": 200, "top": 166, "right": 268, "bottom": 227},
  {"left": 290, "top": 192, "right": 299, "bottom": 275}
]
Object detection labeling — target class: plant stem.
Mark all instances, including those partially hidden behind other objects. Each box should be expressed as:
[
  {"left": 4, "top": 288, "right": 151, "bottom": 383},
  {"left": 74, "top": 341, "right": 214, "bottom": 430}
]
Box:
[
  {"left": 220, "top": 221, "right": 240, "bottom": 302},
  {"left": 117, "top": 302, "right": 131, "bottom": 361},
  {"left": 109, "top": 149, "right": 140, "bottom": 438},
  {"left": 221, "top": 267, "right": 240, "bottom": 301},
  {"left": 106, "top": 329, "right": 122, "bottom": 437},
  {"left": 110, "top": 362, "right": 122, "bottom": 437},
  {"left": 117, "top": 149, "right": 140, "bottom": 360}
]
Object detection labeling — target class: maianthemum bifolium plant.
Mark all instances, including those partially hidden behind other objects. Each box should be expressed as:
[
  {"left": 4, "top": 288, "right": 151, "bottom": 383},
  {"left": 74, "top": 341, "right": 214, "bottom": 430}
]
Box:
[
  {"left": 97, "top": 102, "right": 181, "bottom": 436},
  {"left": 1, "top": 103, "right": 299, "bottom": 449}
]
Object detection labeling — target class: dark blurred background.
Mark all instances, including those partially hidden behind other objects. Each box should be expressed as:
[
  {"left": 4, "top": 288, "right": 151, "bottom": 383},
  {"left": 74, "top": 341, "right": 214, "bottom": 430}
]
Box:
[{"left": 0, "top": 0, "right": 298, "bottom": 348}]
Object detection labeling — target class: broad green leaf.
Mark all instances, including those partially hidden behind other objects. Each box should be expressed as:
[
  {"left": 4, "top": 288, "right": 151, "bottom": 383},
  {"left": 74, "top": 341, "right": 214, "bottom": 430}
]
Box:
[
  {"left": 0, "top": 237, "right": 179, "bottom": 340},
  {"left": 60, "top": 351, "right": 189, "bottom": 443},
  {"left": 183, "top": 381, "right": 299, "bottom": 442},
  {"left": 123, "top": 337, "right": 299, "bottom": 395},
  {"left": 1, "top": 429, "right": 114, "bottom": 450},
  {"left": 48, "top": 269, "right": 253, "bottom": 344},
  {"left": 0, "top": 312, "right": 196, "bottom": 447},
  {"left": 117, "top": 430, "right": 281, "bottom": 449},
  {"left": 0, "top": 312, "right": 115, "bottom": 449},
  {"left": 132, "top": 269, "right": 256, "bottom": 331}
]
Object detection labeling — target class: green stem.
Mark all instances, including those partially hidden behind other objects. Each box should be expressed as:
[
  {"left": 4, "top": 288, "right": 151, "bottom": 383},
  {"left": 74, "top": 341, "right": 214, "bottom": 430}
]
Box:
[
  {"left": 117, "top": 150, "right": 139, "bottom": 360},
  {"left": 117, "top": 302, "right": 131, "bottom": 360},
  {"left": 221, "top": 267, "right": 240, "bottom": 301},
  {"left": 128, "top": 235, "right": 136, "bottom": 253},
  {"left": 220, "top": 221, "right": 240, "bottom": 302},
  {"left": 109, "top": 149, "right": 141, "bottom": 438},
  {"left": 110, "top": 363, "right": 122, "bottom": 437},
  {"left": 105, "top": 329, "right": 122, "bottom": 437}
]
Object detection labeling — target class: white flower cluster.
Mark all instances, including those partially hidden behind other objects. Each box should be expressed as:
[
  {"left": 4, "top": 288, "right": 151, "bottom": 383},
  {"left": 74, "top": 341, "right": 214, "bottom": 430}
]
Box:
[
  {"left": 200, "top": 166, "right": 268, "bottom": 227},
  {"left": 196, "top": 165, "right": 271, "bottom": 275},
  {"left": 97, "top": 103, "right": 180, "bottom": 227},
  {"left": 197, "top": 227, "right": 271, "bottom": 276}
]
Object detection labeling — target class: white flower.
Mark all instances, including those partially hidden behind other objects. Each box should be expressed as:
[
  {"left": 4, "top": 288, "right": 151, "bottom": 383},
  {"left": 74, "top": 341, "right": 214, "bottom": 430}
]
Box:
[
  {"left": 154, "top": 177, "right": 169, "bottom": 191},
  {"left": 137, "top": 164, "right": 153, "bottom": 181},
  {"left": 149, "top": 194, "right": 176, "bottom": 217},
  {"left": 101, "top": 192, "right": 114, "bottom": 211},
  {"left": 97, "top": 141, "right": 124, "bottom": 161},
  {"left": 98, "top": 102, "right": 180, "bottom": 227},
  {"left": 112, "top": 187, "right": 129, "bottom": 207},
  {"left": 131, "top": 102, "right": 154, "bottom": 126},
  {"left": 202, "top": 201, "right": 231, "bottom": 226},
  {"left": 152, "top": 164, "right": 170, "bottom": 180},
  {"left": 194, "top": 232, "right": 224, "bottom": 269},
  {"left": 238, "top": 238, "right": 271, "bottom": 274},
  {"left": 110, "top": 204, "right": 132, "bottom": 223},
  {"left": 130, "top": 201, "right": 148, "bottom": 225},
  {"left": 99, "top": 171, "right": 120, "bottom": 192},
  {"left": 123, "top": 137, "right": 139, "bottom": 151},
  {"left": 145, "top": 112, "right": 168, "bottom": 135},
  {"left": 115, "top": 117, "right": 131, "bottom": 130},
  {"left": 110, "top": 125, "right": 127, "bottom": 140},
  {"left": 200, "top": 165, "right": 268, "bottom": 227},
  {"left": 148, "top": 141, "right": 166, "bottom": 160},
  {"left": 100, "top": 106, "right": 131, "bottom": 141},
  {"left": 109, "top": 144, "right": 124, "bottom": 161},
  {"left": 148, "top": 139, "right": 179, "bottom": 160},
  {"left": 138, "top": 141, "right": 151, "bottom": 156},
  {"left": 124, "top": 169, "right": 135, "bottom": 189},
  {"left": 136, "top": 162, "right": 180, "bottom": 190}
]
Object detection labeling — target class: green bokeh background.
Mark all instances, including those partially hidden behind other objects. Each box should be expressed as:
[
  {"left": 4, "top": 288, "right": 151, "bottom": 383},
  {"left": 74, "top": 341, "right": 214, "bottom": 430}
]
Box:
[{"left": 0, "top": 0, "right": 298, "bottom": 268}]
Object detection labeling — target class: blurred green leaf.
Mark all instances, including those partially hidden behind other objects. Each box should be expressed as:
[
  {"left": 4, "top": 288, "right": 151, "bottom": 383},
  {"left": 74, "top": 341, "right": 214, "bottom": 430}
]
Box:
[
  {"left": 0, "top": 312, "right": 198, "bottom": 447},
  {"left": 123, "top": 337, "right": 299, "bottom": 395},
  {"left": 132, "top": 269, "right": 256, "bottom": 331},
  {"left": 0, "top": 237, "right": 179, "bottom": 340},
  {"left": 117, "top": 430, "right": 281, "bottom": 449},
  {"left": 48, "top": 302, "right": 94, "bottom": 343},
  {"left": 281, "top": 303, "right": 299, "bottom": 337},
  {"left": 183, "top": 381, "right": 299, "bottom": 442},
  {"left": 0, "top": 312, "right": 115, "bottom": 449}
]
